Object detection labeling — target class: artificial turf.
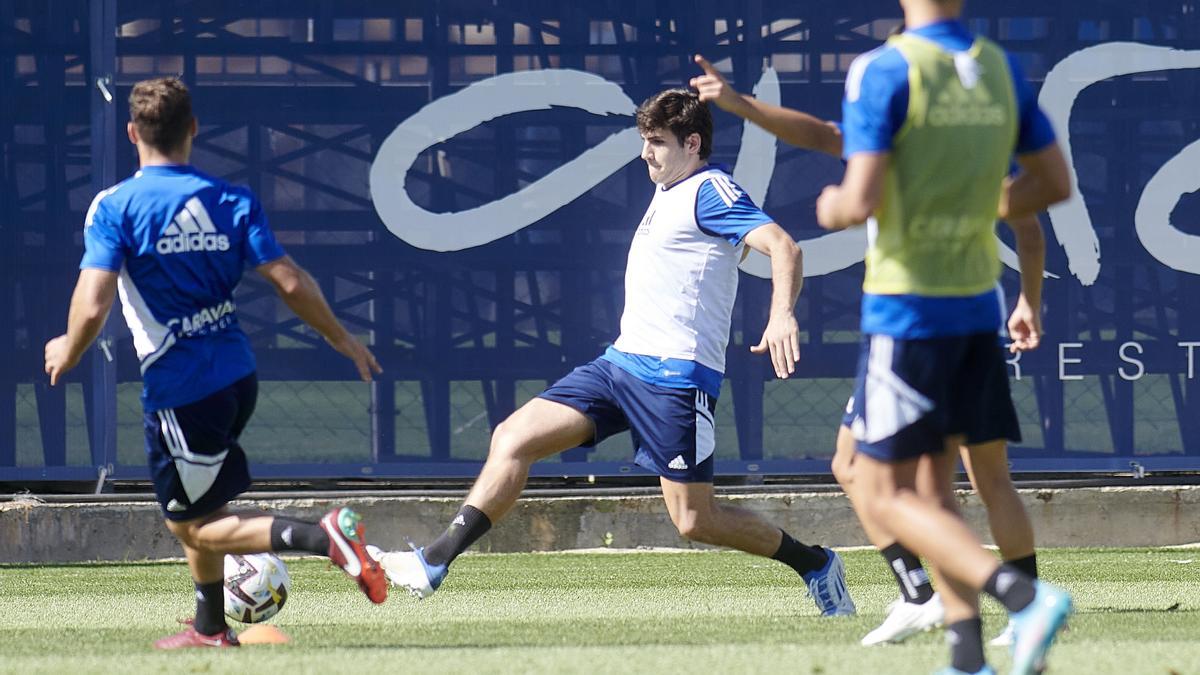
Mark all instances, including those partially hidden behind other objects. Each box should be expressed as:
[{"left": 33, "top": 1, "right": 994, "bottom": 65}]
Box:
[{"left": 1, "top": 548, "right": 1197, "bottom": 674}]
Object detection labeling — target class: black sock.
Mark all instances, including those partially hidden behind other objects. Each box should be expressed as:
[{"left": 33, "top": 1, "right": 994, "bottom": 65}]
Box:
[
  {"left": 1007, "top": 553, "right": 1038, "bottom": 580},
  {"left": 772, "top": 531, "right": 830, "bottom": 577},
  {"left": 946, "top": 617, "right": 986, "bottom": 673},
  {"left": 984, "top": 564, "right": 1038, "bottom": 613},
  {"left": 423, "top": 505, "right": 492, "bottom": 567},
  {"left": 270, "top": 518, "right": 330, "bottom": 556},
  {"left": 193, "top": 580, "right": 227, "bottom": 636},
  {"left": 881, "top": 542, "right": 935, "bottom": 604}
]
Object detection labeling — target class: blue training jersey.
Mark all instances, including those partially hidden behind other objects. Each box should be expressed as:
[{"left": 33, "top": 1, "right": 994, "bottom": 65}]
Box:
[
  {"left": 841, "top": 20, "right": 1056, "bottom": 338},
  {"left": 80, "top": 164, "right": 285, "bottom": 412}
]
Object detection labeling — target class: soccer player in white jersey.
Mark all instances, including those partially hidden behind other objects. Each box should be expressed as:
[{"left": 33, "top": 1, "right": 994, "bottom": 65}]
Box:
[
  {"left": 374, "top": 89, "right": 855, "bottom": 616},
  {"left": 43, "top": 78, "right": 387, "bottom": 648},
  {"left": 691, "top": 49, "right": 1044, "bottom": 648}
]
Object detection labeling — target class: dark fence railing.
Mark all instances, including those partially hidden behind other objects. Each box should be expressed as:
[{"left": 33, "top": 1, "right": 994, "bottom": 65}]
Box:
[{"left": 3, "top": 0, "right": 1199, "bottom": 483}]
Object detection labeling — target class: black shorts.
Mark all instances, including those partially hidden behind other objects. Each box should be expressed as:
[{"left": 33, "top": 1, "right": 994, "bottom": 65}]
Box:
[
  {"left": 144, "top": 373, "right": 256, "bottom": 521},
  {"left": 842, "top": 333, "right": 1021, "bottom": 462}
]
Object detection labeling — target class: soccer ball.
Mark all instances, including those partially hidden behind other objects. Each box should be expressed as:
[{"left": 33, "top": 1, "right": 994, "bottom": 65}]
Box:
[{"left": 223, "top": 553, "right": 291, "bottom": 623}]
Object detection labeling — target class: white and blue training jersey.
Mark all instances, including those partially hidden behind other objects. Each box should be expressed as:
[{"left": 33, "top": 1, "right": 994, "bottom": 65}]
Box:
[
  {"left": 80, "top": 164, "right": 285, "bottom": 412},
  {"left": 603, "top": 164, "right": 773, "bottom": 398}
]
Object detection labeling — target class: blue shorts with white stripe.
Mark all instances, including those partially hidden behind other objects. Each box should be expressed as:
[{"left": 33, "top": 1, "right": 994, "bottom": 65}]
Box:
[
  {"left": 144, "top": 373, "right": 256, "bottom": 521},
  {"left": 539, "top": 358, "right": 717, "bottom": 483}
]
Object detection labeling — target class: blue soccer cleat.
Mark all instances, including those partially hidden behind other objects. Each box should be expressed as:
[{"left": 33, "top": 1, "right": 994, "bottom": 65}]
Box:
[
  {"left": 370, "top": 544, "right": 448, "bottom": 600},
  {"left": 1009, "top": 581, "right": 1073, "bottom": 675},
  {"left": 802, "top": 548, "right": 856, "bottom": 616}
]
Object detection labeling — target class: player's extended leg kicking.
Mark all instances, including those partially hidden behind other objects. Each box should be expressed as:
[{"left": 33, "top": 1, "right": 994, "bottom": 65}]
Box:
[
  {"left": 43, "top": 77, "right": 387, "bottom": 649},
  {"left": 376, "top": 88, "right": 853, "bottom": 616}
]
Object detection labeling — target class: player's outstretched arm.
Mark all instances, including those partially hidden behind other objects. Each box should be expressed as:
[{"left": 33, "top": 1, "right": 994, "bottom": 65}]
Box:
[
  {"left": 44, "top": 269, "right": 118, "bottom": 386},
  {"left": 816, "top": 152, "right": 889, "bottom": 230},
  {"left": 1001, "top": 143, "right": 1071, "bottom": 220},
  {"left": 690, "top": 55, "right": 843, "bottom": 158},
  {"left": 256, "top": 256, "right": 382, "bottom": 381},
  {"left": 1004, "top": 213, "right": 1046, "bottom": 354},
  {"left": 743, "top": 223, "right": 803, "bottom": 379}
]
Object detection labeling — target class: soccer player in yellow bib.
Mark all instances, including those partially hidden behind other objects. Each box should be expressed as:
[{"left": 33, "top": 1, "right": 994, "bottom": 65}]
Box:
[
  {"left": 691, "top": 30, "right": 1046, "bottom": 652},
  {"left": 813, "top": 1, "right": 1072, "bottom": 673}
]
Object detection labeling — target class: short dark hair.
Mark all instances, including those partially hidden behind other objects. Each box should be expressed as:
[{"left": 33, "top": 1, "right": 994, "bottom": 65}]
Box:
[
  {"left": 635, "top": 88, "right": 713, "bottom": 159},
  {"left": 128, "top": 77, "right": 193, "bottom": 152}
]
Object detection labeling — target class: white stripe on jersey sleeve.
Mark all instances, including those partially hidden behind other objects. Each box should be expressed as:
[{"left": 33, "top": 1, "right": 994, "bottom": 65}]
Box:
[
  {"left": 707, "top": 177, "right": 736, "bottom": 208},
  {"left": 83, "top": 185, "right": 120, "bottom": 228}
]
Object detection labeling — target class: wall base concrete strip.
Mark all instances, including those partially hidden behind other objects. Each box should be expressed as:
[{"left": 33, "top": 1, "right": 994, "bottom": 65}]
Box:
[{"left": 2, "top": 486, "right": 1198, "bottom": 563}]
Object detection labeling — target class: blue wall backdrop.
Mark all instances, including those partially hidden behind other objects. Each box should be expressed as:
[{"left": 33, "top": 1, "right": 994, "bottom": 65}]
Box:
[{"left": 3, "top": 1, "right": 1199, "bottom": 482}]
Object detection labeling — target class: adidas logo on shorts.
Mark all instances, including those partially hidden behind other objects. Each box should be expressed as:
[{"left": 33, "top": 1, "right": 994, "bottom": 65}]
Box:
[
  {"left": 668, "top": 455, "right": 689, "bottom": 470},
  {"left": 156, "top": 197, "right": 230, "bottom": 255}
]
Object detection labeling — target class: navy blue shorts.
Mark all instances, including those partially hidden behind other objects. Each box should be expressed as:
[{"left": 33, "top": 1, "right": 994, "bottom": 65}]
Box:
[
  {"left": 843, "top": 333, "right": 1020, "bottom": 463},
  {"left": 539, "top": 358, "right": 717, "bottom": 482},
  {"left": 144, "top": 373, "right": 256, "bottom": 521}
]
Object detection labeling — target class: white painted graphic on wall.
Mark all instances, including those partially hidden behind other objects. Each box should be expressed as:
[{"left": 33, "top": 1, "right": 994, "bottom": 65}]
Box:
[{"left": 370, "top": 42, "right": 1200, "bottom": 282}]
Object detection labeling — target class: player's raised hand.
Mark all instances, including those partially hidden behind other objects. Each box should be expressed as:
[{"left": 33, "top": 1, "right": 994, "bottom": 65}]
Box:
[
  {"left": 751, "top": 314, "right": 800, "bottom": 379},
  {"left": 690, "top": 55, "right": 743, "bottom": 112},
  {"left": 330, "top": 333, "right": 383, "bottom": 382},
  {"left": 1007, "top": 293, "right": 1042, "bottom": 353},
  {"left": 44, "top": 334, "right": 78, "bottom": 387}
]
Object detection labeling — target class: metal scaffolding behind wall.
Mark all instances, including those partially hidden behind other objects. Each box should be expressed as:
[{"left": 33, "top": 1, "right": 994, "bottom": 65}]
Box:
[{"left": 3, "top": 0, "right": 1199, "bottom": 483}]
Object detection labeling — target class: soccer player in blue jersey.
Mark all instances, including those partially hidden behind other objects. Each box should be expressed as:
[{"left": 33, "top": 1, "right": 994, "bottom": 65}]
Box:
[
  {"left": 43, "top": 78, "right": 388, "bottom": 648},
  {"left": 811, "top": 0, "right": 1074, "bottom": 672},
  {"left": 373, "top": 88, "right": 855, "bottom": 616},
  {"left": 692, "top": 44, "right": 1045, "bottom": 647}
]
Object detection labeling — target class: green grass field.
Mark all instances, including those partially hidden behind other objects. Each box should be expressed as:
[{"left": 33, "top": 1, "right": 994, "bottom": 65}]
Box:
[{"left": 1, "top": 548, "right": 1198, "bottom": 674}]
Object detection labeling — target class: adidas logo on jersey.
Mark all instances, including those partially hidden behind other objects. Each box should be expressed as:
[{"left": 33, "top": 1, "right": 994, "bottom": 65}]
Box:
[{"left": 156, "top": 197, "right": 230, "bottom": 254}]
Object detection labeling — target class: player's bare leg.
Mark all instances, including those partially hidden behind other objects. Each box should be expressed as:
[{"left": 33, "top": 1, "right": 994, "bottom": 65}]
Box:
[
  {"left": 962, "top": 442, "right": 1035, "bottom": 561},
  {"left": 834, "top": 425, "right": 942, "bottom": 643},
  {"left": 659, "top": 478, "right": 854, "bottom": 616},
  {"left": 464, "top": 398, "right": 594, "bottom": 521},
  {"left": 855, "top": 436, "right": 1069, "bottom": 674},
  {"left": 962, "top": 440, "right": 1038, "bottom": 645},
  {"left": 154, "top": 515, "right": 240, "bottom": 648},
  {"left": 378, "top": 397, "right": 592, "bottom": 598}
]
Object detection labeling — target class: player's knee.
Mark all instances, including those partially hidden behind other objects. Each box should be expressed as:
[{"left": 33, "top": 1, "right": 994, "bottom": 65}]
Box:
[
  {"left": 673, "top": 510, "right": 716, "bottom": 543},
  {"left": 972, "top": 470, "right": 1014, "bottom": 505},
  {"left": 164, "top": 519, "right": 202, "bottom": 549},
  {"left": 488, "top": 420, "right": 531, "bottom": 462}
]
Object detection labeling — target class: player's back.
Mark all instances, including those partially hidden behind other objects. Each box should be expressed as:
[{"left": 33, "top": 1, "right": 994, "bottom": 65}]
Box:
[
  {"left": 83, "top": 165, "right": 285, "bottom": 411},
  {"left": 864, "top": 29, "right": 1017, "bottom": 299}
]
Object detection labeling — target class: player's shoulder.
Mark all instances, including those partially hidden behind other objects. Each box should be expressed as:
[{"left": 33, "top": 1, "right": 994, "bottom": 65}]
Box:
[
  {"left": 846, "top": 41, "right": 908, "bottom": 103},
  {"left": 84, "top": 175, "right": 140, "bottom": 227},
  {"left": 696, "top": 167, "right": 747, "bottom": 208}
]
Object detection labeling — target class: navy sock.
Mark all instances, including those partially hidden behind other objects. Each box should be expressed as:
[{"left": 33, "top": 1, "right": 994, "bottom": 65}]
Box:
[
  {"left": 984, "top": 564, "right": 1037, "bottom": 613},
  {"left": 424, "top": 505, "right": 492, "bottom": 567},
  {"left": 772, "top": 531, "right": 829, "bottom": 577},
  {"left": 882, "top": 542, "right": 935, "bottom": 604},
  {"left": 946, "top": 617, "right": 986, "bottom": 673},
  {"left": 193, "top": 580, "right": 227, "bottom": 636},
  {"left": 270, "top": 518, "right": 329, "bottom": 556},
  {"left": 1007, "top": 553, "right": 1038, "bottom": 579}
]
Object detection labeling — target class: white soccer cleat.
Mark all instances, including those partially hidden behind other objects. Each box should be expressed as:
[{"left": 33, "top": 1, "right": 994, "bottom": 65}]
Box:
[
  {"left": 861, "top": 593, "right": 945, "bottom": 646},
  {"left": 374, "top": 546, "right": 447, "bottom": 600},
  {"left": 989, "top": 619, "right": 1015, "bottom": 647}
]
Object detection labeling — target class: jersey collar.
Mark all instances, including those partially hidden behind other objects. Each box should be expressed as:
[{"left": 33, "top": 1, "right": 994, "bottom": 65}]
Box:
[{"left": 660, "top": 162, "right": 728, "bottom": 192}]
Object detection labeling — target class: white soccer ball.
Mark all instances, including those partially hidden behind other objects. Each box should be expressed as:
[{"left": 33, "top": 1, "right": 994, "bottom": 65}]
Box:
[{"left": 223, "top": 552, "right": 291, "bottom": 624}]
